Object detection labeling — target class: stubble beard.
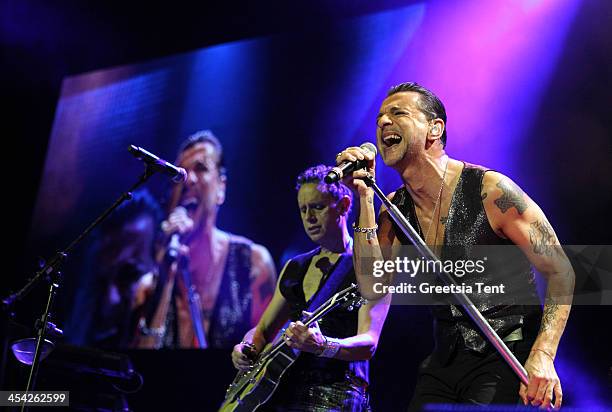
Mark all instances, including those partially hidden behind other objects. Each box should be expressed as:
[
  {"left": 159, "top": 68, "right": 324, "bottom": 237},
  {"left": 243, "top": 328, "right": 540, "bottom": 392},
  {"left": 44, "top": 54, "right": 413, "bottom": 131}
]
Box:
[{"left": 381, "top": 140, "right": 409, "bottom": 169}]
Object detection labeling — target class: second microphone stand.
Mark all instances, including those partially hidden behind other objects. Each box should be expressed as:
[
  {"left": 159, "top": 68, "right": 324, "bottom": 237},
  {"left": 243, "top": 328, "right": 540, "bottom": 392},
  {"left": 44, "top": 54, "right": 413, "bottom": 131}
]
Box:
[{"left": 165, "top": 237, "right": 208, "bottom": 349}]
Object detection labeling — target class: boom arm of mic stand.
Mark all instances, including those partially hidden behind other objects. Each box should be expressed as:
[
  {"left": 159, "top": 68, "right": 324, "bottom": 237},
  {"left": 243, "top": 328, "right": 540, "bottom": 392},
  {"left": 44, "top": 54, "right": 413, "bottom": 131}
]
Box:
[
  {"left": 4, "top": 166, "right": 156, "bottom": 308},
  {"left": 363, "top": 175, "right": 529, "bottom": 386}
]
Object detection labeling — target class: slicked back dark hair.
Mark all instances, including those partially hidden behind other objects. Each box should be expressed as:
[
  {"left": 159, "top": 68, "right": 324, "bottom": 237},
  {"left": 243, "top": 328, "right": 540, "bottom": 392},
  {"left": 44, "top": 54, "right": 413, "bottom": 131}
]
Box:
[
  {"left": 178, "top": 129, "right": 226, "bottom": 177},
  {"left": 387, "top": 82, "right": 447, "bottom": 148}
]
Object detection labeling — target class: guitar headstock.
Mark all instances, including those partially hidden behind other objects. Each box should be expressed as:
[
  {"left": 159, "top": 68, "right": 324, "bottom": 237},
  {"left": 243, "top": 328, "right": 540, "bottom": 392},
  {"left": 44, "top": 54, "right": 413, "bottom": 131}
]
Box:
[
  {"left": 329, "top": 283, "right": 357, "bottom": 304},
  {"left": 302, "top": 283, "right": 367, "bottom": 327},
  {"left": 328, "top": 283, "right": 365, "bottom": 311},
  {"left": 338, "top": 284, "right": 367, "bottom": 311}
]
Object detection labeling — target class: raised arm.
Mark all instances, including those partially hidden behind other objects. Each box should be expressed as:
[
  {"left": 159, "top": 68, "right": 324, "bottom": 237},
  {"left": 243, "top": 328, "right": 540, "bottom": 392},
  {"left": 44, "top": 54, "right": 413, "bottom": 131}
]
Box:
[{"left": 336, "top": 147, "right": 396, "bottom": 301}]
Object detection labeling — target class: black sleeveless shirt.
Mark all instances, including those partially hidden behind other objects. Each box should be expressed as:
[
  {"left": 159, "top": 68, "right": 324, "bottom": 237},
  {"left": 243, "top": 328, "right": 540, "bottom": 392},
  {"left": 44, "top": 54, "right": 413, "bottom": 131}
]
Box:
[
  {"left": 278, "top": 247, "right": 369, "bottom": 385},
  {"left": 390, "top": 163, "right": 541, "bottom": 359},
  {"left": 157, "top": 236, "right": 253, "bottom": 349},
  {"left": 206, "top": 237, "right": 253, "bottom": 348}
]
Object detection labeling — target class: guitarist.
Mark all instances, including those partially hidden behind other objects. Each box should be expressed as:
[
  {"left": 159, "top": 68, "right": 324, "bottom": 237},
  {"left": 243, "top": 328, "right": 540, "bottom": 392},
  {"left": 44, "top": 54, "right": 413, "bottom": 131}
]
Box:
[{"left": 231, "top": 165, "right": 391, "bottom": 411}]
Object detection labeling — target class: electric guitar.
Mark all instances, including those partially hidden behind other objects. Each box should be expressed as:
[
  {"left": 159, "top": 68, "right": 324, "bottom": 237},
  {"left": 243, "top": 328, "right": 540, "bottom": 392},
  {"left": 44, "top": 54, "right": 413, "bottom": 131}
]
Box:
[{"left": 218, "top": 283, "right": 364, "bottom": 411}]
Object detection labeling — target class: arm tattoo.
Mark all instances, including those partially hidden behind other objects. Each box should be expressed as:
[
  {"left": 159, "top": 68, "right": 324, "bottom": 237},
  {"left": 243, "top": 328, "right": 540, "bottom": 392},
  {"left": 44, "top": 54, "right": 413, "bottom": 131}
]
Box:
[
  {"left": 539, "top": 296, "right": 559, "bottom": 333},
  {"left": 494, "top": 179, "right": 528, "bottom": 214},
  {"left": 529, "top": 220, "right": 556, "bottom": 256}
]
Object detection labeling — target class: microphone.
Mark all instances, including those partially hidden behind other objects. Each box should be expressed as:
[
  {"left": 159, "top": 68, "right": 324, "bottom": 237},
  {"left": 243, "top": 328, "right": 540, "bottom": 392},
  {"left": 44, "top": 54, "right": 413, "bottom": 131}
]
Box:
[
  {"left": 128, "top": 145, "right": 187, "bottom": 183},
  {"left": 324, "top": 142, "right": 377, "bottom": 184},
  {"left": 161, "top": 206, "right": 192, "bottom": 259},
  {"left": 166, "top": 233, "right": 182, "bottom": 260}
]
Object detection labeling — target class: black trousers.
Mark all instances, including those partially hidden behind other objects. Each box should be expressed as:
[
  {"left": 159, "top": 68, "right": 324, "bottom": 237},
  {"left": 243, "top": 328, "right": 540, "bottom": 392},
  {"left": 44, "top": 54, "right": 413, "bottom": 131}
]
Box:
[{"left": 408, "top": 339, "right": 532, "bottom": 411}]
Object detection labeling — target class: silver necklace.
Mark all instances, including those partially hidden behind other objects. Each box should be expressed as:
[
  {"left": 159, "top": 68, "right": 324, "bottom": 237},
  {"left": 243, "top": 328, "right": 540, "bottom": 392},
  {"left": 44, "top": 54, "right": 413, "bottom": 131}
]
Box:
[{"left": 424, "top": 159, "right": 449, "bottom": 244}]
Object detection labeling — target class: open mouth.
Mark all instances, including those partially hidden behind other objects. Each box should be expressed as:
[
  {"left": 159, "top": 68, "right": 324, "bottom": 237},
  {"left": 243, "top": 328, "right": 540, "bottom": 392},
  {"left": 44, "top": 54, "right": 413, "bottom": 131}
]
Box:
[
  {"left": 382, "top": 133, "right": 402, "bottom": 147},
  {"left": 180, "top": 197, "right": 199, "bottom": 212}
]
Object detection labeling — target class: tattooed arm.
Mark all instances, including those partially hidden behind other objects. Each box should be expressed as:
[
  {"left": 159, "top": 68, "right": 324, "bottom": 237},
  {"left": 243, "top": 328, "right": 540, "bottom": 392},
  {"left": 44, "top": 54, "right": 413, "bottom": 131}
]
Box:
[{"left": 481, "top": 171, "right": 574, "bottom": 409}]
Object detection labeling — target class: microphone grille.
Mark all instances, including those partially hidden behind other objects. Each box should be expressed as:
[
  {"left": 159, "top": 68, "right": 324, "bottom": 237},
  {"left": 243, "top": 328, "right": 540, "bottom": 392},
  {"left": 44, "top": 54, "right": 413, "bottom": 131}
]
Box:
[
  {"left": 174, "top": 205, "right": 188, "bottom": 215},
  {"left": 173, "top": 167, "right": 188, "bottom": 183},
  {"left": 360, "top": 142, "right": 377, "bottom": 156}
]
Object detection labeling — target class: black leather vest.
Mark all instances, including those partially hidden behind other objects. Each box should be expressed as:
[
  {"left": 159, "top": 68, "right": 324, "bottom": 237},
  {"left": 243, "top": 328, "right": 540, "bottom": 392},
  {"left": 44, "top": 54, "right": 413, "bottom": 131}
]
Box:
[
  {"left": 391, "top": 163, "right": 541, "bottom": 360},
  {"left": 157, "top": 237, "right": 253, "bottom": 349},
  {"left": 207, "top": 238, "right": 253, "bottom": 348}
]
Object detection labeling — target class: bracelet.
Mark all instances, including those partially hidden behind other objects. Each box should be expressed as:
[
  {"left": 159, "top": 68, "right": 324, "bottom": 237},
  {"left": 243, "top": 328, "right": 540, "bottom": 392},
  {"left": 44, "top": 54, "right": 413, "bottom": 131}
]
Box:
[
  {"left": 353, "top": 223, "right": 378, "bottom": 240},
  {"left": 353, "top": 223, "right": 377, "bottom": 240},
  {"left": 531, "top": 348, "right": 555, "bottom": 361},
  {"left": 138, "top": 318, "right": 166, "bottom": 337},
  {"left": 353, "top": 222, "right": 378, "bottom": 233},
  {"left": 317, "top": 336, "right": 341, "bottom": 358}
]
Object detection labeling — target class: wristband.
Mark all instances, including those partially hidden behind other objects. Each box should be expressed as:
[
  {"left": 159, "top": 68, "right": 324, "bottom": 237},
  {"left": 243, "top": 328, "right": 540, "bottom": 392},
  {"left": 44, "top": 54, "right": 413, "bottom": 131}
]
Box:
[
  {"left": 317, "top": 336, "right": 341, "bottom": 358},
  {"left": 353, "top": 223, "right": 378, "bottom": 240},
  {"left": 138, "top": 318, "right": 166, "bottom": 337}
]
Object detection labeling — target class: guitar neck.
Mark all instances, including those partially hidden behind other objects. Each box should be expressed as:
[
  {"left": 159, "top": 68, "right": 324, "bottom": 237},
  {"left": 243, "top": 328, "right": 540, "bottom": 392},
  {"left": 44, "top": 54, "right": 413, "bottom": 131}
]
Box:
[{"left": 260, "top": 284, "right": 358, "bottom": 360}]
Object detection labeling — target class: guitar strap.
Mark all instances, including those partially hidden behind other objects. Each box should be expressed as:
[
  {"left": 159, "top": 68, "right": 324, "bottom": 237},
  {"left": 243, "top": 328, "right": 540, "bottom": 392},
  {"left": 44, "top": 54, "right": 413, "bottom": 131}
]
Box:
[
  {"left": 306, "top": 252, "right": 354, "bottom": 313},
  {"left": 273, "top": 251, "right": 355, "bottom": 346}
]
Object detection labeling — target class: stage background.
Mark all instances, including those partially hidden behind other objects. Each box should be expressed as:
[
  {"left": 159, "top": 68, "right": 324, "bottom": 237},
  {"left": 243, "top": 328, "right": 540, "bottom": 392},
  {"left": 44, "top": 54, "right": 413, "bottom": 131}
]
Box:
[{"left": 2, "top": 0, "right": 611, "bottom": 410}]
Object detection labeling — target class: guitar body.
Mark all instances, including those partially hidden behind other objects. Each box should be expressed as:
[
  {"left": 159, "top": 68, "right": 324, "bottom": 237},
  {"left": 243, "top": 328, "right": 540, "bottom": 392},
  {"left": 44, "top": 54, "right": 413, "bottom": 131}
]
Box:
[
  {"left": 219, "top": 344, "right": 298, "bottom": 411},
  {"left": 218, "top": 284, "right": 362, "bottom": 412}
]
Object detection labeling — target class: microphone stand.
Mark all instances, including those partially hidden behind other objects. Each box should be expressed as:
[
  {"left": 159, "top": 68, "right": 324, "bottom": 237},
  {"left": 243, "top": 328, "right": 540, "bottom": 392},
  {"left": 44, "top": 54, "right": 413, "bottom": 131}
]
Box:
[
  {"left": 363, "top": 174, "right": 529, "bottom": 386},
  {"left": 181, "top": 267, "right": 208, "bottom": 349},
  {"left": 2, "top": 165, "right": 158, "bottom": 410},
  {"left": 164, "top": 239, "right": 207, "bottom": 349}
]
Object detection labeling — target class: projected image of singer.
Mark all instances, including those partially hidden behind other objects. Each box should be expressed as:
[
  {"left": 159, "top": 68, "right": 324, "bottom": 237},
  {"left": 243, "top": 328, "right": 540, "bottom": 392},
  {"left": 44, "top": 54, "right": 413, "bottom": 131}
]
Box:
[
  {"left": 338, "top": 83, "right": 574, "bottom": 409},
  {"left": 134, "top": 130, "right": 276, "bottom": 349},
  {"left": 228, "top": 165, "right": 390, "bottom": 411}
]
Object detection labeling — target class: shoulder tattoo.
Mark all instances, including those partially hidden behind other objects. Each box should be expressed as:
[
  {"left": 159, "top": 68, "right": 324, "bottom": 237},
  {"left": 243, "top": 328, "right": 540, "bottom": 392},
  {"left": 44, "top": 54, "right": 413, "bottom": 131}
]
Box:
[{"left": 494, "top": 178, "right": 528, "bottom": 214}]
